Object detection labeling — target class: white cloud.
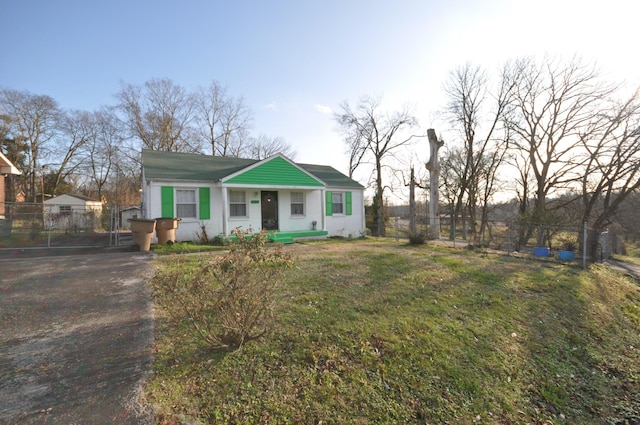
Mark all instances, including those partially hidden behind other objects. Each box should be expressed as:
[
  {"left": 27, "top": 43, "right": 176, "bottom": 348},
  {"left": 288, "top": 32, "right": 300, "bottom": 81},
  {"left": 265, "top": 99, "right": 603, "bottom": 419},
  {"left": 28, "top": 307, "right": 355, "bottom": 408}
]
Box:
[
  {"left": 264, "top": 101, "right": 279, "bottom": 111},
  {"left": 314, "top": 104, "right": 332, "bottom": 114}
]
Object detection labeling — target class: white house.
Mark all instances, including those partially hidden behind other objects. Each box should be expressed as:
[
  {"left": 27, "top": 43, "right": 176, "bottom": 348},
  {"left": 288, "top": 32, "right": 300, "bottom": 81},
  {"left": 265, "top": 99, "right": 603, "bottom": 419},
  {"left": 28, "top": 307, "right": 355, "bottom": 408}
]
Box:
[
  {"left": 44, "top": 194, "right": 103, "bottom": 231},
  {"left": 141, "top": 150, "right": 366, "bottom": 243},
  {"left": 0, "top": 151, "right": 21, "bottom": 237},
  {"left": 120, "top": 206, "right": 142, "bottom": 229},
  {"left": 1, "top": 151, "right": 21, "bottom": 218}
]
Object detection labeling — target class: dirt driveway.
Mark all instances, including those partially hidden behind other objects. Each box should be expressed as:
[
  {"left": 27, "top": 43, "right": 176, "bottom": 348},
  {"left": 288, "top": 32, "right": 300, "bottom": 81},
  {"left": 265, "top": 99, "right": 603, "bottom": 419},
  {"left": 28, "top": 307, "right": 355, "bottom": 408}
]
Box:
[{"left": 0, "top": 247, "right": 155, "bottom": 424}]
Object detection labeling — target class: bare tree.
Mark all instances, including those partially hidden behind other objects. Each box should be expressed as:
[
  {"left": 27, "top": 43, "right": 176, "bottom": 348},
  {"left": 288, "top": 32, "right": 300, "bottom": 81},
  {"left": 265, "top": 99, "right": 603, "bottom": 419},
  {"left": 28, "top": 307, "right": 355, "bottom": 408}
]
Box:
[
  {"left": 51, "top": 110, "right": 93, "bottom": 196},
  {"left": 0, "top": 89, "right": 60, "bottom": 201},
  {"left": 440, "top": 146, "right": 465, "bottom": 232},
  {"left": 577, "top": 88, "right": 640, "bottom": 260},
  {"left": 194, "top": 80, "right": 253, "bottom": 156},
  {"left": 77, "top": 108, "right": 124, "bottom": 201},
  {"left": 507, "top": 56, "right": 615, "bottom": 244},
  {"left": 246, "top": 134, "right": 296, "bottom": 160},
  {"left": 616, "top": 191, "right": 640, "bottom": 243},
  {"left": 335, "top": 95, "right": 418, "bottom": 236},
  {"left": 116, "top": 78, "right": 199, "bottom": 153},
  {"left": 441, "top": 62, "right": 514, "bottom": 242}
]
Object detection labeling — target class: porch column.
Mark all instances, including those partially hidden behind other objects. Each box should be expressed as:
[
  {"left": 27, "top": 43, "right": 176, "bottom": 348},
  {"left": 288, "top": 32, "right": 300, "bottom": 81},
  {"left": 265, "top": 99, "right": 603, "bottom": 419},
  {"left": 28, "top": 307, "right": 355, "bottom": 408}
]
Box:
[
  {"left": 320, "top": 188, "right": 326, "bottom": 231},
  {"left": 221, "top": 186, "right": 228, "bottom": 236}
]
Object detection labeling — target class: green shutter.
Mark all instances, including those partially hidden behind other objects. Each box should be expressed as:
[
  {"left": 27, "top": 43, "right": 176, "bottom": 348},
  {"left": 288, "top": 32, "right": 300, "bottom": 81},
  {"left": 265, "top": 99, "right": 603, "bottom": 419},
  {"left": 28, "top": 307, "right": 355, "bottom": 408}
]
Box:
[
  {"left": 199, "top": 187, "right": 210, "bottom": 220},
  {"left": 161, "top": 186, "right": 174, "bottom": 217},
  {"left": 346, "top": 191, "right": 352, "bottom": 216},
  {"left": 325, "top": 191, "right": 333, "bottom": 216}
]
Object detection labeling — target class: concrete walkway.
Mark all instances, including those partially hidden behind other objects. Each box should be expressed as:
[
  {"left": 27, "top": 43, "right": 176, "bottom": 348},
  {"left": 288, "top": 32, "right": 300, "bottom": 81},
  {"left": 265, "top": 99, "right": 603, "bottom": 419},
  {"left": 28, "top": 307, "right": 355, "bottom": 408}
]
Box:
[
  {"left": 0, "top": 248, "right": 155, "bottom": 424},
  {"left": 605, "top": 258, "right": 640, "bottom": 281}
]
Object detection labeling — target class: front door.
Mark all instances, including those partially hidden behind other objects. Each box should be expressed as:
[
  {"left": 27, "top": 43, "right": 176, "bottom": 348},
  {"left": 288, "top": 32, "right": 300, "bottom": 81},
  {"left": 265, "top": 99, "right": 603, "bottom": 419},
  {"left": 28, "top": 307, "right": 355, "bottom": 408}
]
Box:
[{"left": 261, "top": 191, "right": 278, "bottom": 230}]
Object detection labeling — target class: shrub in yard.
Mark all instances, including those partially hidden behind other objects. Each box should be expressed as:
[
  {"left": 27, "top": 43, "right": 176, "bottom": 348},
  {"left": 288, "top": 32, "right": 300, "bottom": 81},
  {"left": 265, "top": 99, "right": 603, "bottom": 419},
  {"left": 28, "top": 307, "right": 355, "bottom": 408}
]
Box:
[
  {"left": 155, "top": 227, "right": 293, "bottom": 351},
  {"left": 408, "top": 231, "right": 426, "bottom": 245},
  {"left": 195, "top": 222, "right": 211, "bottom": 244}
]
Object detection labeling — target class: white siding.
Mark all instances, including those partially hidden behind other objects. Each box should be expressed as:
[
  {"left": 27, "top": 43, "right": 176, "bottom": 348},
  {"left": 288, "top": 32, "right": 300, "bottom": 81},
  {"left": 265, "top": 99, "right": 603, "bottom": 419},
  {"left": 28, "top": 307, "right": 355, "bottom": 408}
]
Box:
[
  {"left": 277, "top": 189, "right": 323, "bottom": 232},
  {"left": 144, "top": 180, "right": 365, "bottom": 242},
  {"left": 325, "top": 188, "right": 365, "bottom": 238},
  {"left": 227, "top": 189, "right": 262, "bottom": 234},
  {"left": 145, "top": 182, "right": 222, "bottom": 242}
]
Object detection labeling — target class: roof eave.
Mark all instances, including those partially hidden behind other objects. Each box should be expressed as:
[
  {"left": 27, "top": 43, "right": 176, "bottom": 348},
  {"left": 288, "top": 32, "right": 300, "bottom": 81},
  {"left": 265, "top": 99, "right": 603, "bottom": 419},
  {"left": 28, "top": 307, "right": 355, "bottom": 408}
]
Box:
[{"left": 0, "top": 151, "right": 21, "bottom": 175}]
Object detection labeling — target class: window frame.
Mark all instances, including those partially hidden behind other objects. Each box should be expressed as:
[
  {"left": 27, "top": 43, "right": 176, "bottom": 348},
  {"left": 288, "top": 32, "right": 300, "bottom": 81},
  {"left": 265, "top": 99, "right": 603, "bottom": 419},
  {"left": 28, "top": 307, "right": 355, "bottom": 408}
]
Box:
[
  {"left": 229, "top": 190, "right": 247, "bottom": 217},
  {"left": 175, "top": 188, "right": 197, "bottom": 219},
  {"left": 332, "top": 192, "right": 344, "bottom": 215},
  {"left": 59, "top": 205, "right": 72, "bottom": 216},
  {"left": 290, "top": 191, "right": 305, "bottom": 216}
]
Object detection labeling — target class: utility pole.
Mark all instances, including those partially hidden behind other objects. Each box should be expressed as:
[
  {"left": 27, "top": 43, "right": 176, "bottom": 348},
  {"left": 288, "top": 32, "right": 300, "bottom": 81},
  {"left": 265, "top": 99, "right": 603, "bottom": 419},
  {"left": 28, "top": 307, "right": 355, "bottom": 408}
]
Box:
[
  {"left": 408, "top": 167, "right": 417, "bottom": 238},
  {"left": 425, "top": 129, "right": 444, "bottom": 240}
]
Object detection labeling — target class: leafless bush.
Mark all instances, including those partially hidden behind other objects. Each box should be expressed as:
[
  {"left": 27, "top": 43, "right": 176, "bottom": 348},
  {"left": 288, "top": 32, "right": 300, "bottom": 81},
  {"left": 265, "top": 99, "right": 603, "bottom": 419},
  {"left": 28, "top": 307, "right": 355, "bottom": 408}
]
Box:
[
  {"left": 155, "top": 227, "right": 293, "bottom": 351},
  {"left": 408, "top": 231, "right": 426, "bottom": 245}
]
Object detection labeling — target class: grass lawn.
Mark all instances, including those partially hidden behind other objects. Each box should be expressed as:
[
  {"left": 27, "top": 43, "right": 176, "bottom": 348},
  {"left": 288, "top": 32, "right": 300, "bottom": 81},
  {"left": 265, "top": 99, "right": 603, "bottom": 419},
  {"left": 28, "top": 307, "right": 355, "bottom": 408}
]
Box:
[
  {"left": 146, "top": 238, "right": 640, "bottom": 424},
  {"left": 150, "top": 241, "right": 228, "bottom": 255}
]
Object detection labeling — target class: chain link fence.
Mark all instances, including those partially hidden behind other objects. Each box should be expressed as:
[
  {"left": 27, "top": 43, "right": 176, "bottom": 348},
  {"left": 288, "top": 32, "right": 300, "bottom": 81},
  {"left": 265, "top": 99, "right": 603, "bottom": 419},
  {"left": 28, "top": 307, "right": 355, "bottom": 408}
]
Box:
[
  {"left": 389, "top": 216, "right": 615, "bottom": 266},
  {"left": 3, "top": 201, "right": 618, "bottom": 262},
  {"left": 0, "top": 202, "right": 139, "bottom": 248}
]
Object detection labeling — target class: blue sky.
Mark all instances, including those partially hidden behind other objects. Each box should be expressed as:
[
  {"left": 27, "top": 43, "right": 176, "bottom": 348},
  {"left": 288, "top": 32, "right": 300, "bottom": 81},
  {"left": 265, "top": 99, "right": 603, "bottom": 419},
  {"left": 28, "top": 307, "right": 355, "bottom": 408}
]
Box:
[{"left": 2, "top": 0, "right": 638, "bottom": 183}]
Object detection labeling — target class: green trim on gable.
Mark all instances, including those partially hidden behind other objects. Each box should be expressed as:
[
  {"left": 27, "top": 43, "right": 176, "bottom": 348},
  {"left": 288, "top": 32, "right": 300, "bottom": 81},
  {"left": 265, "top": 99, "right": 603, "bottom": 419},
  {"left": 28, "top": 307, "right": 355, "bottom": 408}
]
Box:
[
  {"left": 161, "top": 186, "right": 174, "bottom": 217},
  {"left": 225, "top": 156, "right": 324, "bottom": 187},
  {"left": 199, "top": 187, "right": 210, "bottom": 220}
]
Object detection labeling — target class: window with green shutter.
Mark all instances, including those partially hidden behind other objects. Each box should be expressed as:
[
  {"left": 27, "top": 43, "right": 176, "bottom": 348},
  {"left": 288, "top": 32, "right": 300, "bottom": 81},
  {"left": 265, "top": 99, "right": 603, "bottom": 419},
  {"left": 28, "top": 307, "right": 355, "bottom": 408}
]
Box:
[
  {"left": 162, "top": 186, "right": 211, "bottom": 219},
  {"left": 327, "top": 191, "right": 353, "bottom": 216}
]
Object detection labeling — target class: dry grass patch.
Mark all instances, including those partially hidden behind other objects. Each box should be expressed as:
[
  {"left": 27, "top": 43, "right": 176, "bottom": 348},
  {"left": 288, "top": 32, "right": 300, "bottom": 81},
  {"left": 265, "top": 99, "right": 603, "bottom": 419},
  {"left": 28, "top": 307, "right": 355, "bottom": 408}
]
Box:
[{"left": 146, "top": 237, "right": 640, "bottom": 424}]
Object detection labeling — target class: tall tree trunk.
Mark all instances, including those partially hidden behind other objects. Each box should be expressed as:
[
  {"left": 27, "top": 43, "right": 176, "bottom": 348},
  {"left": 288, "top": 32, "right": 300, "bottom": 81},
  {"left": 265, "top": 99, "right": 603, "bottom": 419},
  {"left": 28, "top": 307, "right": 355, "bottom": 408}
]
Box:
[
  {"left": 426, "top": 129, "right": 443, "bottom": 240},
  {"left": 408, "top": 167, "right": 417, "bottom": 238},
  {"left": 375, "top": 156, "right": 385, "bottom": 237}
]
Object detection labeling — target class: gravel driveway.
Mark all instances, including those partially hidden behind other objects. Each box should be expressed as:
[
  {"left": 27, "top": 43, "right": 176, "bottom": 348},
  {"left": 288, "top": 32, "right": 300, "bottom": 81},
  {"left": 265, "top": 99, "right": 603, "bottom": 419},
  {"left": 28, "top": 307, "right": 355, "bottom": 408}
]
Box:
[{"left": 0, "top": 248, "right": 155, "bottom": 424}]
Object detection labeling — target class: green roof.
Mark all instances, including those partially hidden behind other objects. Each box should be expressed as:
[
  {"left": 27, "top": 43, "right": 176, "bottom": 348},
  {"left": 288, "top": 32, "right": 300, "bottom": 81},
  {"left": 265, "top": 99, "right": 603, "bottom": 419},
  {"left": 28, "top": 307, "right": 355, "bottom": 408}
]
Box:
[
  {"left": 298, "top": 163, "right": 364, "bottom": 188},
  {"left": 142, "top": 150, "right": 364, "bottom": 189},
  {"left": 143, "top": 150, "right": 256, "bottom": 182}
]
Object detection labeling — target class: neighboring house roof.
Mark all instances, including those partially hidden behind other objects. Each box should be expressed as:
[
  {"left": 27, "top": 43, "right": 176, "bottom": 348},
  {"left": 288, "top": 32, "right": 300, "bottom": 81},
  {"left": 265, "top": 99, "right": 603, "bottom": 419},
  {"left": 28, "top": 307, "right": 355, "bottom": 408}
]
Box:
[
  {"left": 121, "top": 206, "right": 141, "bottom": 212},
  {"left": 0, "top": 151, "right": 21, "bottom": 175},
  {"left": 45, "top": 194, "right": 102, "bottom": 203},
  {"left": 142, "top": 150, "right": 364, "bottom": 189}
]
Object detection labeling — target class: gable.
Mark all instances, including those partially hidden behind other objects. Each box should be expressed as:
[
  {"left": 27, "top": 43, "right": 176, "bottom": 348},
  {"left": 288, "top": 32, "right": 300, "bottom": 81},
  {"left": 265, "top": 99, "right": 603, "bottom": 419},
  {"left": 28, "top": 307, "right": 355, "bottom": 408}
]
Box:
[
  {"left": 224, "top": 156, "right": 324, "bottom": 187},
  {"left": 45, "top": 194, "right": 101, "bottom": 206}
]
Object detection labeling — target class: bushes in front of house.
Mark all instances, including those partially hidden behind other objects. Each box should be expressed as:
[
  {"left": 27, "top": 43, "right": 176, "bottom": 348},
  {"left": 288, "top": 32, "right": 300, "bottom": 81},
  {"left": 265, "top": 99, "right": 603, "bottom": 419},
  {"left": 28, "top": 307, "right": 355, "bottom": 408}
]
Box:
[{"left": 153, "top": 227, "right": 293, "bottom": 351}]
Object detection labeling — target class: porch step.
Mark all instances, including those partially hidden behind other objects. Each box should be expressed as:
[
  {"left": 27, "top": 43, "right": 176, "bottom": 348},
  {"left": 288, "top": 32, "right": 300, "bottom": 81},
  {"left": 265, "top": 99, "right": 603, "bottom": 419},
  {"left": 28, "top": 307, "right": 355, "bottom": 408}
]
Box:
[
  {"left": 267, "top": 230, "right": 328, "bottom": 244},
  {"left": 271, "top": 236, "right": 294, "bottom": 244}
]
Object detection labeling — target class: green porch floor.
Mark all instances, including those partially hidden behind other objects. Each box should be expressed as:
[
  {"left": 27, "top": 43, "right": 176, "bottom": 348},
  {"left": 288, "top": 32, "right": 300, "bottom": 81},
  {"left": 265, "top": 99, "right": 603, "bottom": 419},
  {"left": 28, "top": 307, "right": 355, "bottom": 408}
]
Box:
[{"left": 266, "top": 230, "right": 328, "bottom": 244}]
